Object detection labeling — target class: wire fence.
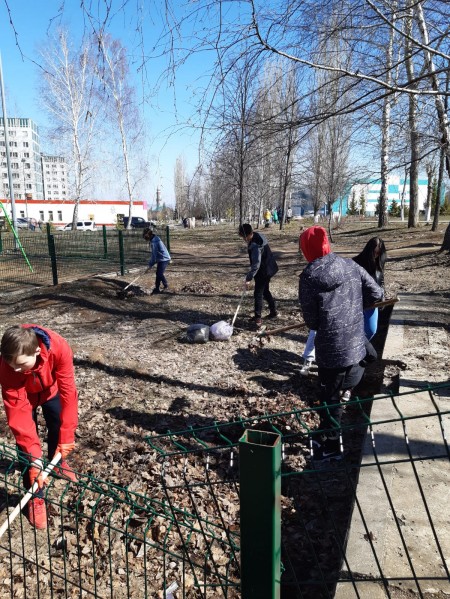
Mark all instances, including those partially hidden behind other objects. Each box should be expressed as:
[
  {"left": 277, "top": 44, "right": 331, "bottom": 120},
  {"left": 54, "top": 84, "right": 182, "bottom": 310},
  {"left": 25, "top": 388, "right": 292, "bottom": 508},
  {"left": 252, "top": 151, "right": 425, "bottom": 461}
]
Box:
[
  {"left": 0, "top": 225, "right": 171, "bottom": 293},
  {"left": 1, "top": 383, "right": 449, "bottom": 598}
]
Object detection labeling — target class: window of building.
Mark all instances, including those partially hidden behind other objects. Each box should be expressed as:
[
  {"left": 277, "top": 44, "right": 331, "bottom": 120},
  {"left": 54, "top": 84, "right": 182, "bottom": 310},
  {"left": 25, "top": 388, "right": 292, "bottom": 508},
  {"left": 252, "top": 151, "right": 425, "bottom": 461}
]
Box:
[
  {"left": 62, "top": 191, "right": 66, "bottom": 195},
  {"left": 20, "top": 211, "right": 25, "bottom": 218},
  {"left": 26, "top": 184, "right": 32, "bottom": 190},
  {"left": 39, "top": 211, "right": 44, "bottom": 220},
  {"left": 23, "top": 142, "right": 29, "bottom": 147},
  {"left": 9, "top": 141, "right": 18, "bottom": 147},
  {"left": 57, "top": 211, "right": 63, "bottom": 221},
  {"left": 11, "top": 163, "right": 19, "bottom": 169},
  {"left": 12, "top": 173, "right": 19, "bottom": 179},
  {"left": 24, "top": 163, "right": 30, "bottom": 169},
  {"left": 48, "top": 211, "right": 54, "bottom": 221},
  {"left": 13, "top": 183, "right": 20, "bottom": 189},
  {"left": 23, "top": 152, "right": 30, "bottom": 158}
]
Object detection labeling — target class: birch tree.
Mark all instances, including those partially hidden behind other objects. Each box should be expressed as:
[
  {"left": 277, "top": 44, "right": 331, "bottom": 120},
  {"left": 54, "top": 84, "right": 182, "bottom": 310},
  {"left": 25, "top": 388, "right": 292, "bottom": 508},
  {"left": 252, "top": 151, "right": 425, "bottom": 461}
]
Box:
[
  {"left": 39, "top": 30, "right": 98, "bottom": 227},
  {"left": 95, "top": 35, "right": 147, "bottom": 228}
]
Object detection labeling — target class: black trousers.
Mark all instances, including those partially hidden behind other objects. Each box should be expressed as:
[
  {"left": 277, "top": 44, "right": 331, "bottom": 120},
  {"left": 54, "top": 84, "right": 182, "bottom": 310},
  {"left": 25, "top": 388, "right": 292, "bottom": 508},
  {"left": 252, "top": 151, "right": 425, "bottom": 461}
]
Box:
[
  {"left": 18, "top": 393, "right": 62, "bottom": 489},
  {"left": 253, "top": 276, "right": 276, "bottom": 318},
  {"left": 316, "top": 364, "right": 365, "bottom": 438}
]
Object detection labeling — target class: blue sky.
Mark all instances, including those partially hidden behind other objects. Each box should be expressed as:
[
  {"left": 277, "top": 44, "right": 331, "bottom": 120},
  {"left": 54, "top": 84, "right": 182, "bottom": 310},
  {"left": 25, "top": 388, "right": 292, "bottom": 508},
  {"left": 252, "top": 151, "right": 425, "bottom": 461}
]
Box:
[{"left": 0, "top": 0, "right": 210, "bottom": 206}]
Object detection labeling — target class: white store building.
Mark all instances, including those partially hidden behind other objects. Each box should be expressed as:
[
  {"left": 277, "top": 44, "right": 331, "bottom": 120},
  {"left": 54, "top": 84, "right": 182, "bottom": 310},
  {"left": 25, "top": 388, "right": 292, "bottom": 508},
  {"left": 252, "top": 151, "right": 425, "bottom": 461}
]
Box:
[{"left": 0, "top": 198, "right": 149, "bottom": 227}]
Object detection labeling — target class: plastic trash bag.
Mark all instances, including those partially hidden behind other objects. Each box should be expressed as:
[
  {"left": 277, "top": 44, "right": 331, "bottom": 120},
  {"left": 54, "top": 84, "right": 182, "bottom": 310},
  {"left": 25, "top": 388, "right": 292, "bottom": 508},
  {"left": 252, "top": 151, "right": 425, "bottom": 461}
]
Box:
[
  {"left": 210, "top": 320, "right": 233, "bottom": 341},
  {"left": 186, "top": 324, "right": 210, "bottom": 344}
]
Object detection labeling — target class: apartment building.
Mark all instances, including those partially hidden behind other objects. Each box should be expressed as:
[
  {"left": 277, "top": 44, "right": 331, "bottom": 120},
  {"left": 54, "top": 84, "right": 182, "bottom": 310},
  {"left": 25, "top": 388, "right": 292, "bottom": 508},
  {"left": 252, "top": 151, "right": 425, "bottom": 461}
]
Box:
[
  {"left": 41, "top": 154, "right": 68, "bottom": 200},
  {"left": 0, "top": 117, "right": 44, "bottom": 201}
]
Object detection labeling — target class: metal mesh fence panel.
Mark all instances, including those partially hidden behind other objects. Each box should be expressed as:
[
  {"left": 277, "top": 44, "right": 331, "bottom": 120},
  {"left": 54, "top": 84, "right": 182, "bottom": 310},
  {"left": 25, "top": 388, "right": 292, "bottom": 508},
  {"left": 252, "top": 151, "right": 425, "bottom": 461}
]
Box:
[
  {"left": 0, "top": 226, "right": 168, "bottom": 293},
  {"left": 1, "top": 384, "right": 449, "bottom": 598}
]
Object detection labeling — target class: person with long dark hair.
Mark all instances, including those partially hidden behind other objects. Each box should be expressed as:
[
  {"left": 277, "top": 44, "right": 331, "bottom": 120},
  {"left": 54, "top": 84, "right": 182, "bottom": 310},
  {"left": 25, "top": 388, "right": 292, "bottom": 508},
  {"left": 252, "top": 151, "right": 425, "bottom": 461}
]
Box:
[{"left": 353, "top": 237, "right": 387, "bottom": 340}]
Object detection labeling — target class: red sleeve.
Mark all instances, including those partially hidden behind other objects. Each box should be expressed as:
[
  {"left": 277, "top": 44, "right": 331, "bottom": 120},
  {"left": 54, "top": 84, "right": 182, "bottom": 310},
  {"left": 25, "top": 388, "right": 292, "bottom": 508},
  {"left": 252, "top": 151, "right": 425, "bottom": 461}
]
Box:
[
  {"left": 51, "top": 335, "right": 79, "bottom": 445},
  {"left": 2, "top": 382, "right": 43, "bottom": 460}
]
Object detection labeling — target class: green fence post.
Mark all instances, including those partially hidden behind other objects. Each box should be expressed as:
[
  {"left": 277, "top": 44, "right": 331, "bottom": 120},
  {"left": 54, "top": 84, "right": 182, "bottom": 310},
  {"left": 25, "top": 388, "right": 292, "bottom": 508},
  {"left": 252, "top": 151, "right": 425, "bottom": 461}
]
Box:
[
  {"left": 48, "top": 234, "right": 58, "bottom": 285},
  {"left": 165, "top": 225, "right": 170, "bottom": 253},
  {"left": 118, "top": 229, "right": 125, "bottom": 276},
  {"left": 102, "top": 225, "right": 108, "bottom": 259},
  {"left": 239, "top": 429, "right": 281, "bottom": 599}
]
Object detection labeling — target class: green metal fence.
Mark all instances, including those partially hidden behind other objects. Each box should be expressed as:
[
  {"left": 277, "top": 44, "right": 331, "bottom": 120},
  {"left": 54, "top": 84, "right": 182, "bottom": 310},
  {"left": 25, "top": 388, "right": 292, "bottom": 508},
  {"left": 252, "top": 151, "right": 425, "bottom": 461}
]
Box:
[
  {"left": 1, "top": 383, "right": 449, "bottom": 598},
  {"left": 0, "top": 225, "right": 171, "bottom": 293}
]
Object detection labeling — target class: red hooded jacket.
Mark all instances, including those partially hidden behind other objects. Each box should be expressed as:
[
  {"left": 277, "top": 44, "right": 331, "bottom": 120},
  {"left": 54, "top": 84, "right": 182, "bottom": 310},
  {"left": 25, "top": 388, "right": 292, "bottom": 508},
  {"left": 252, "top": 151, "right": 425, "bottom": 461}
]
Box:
[{"left": 0, "top": 325, "right": 78, "bottom": 459}]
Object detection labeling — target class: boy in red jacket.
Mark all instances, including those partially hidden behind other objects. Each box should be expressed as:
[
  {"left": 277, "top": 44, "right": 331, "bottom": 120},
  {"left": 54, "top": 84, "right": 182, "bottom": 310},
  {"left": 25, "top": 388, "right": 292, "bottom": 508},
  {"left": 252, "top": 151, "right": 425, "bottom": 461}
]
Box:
[{"left": 0, "top": 325, "right": 79, "bottom": 529}]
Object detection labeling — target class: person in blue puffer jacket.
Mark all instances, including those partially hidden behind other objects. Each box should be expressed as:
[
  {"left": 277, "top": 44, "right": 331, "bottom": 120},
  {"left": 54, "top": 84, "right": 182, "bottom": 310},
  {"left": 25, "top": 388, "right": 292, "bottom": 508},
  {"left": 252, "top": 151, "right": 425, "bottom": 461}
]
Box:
[{"left": 143, "top": 228, "right": 171, "bottom": 295}]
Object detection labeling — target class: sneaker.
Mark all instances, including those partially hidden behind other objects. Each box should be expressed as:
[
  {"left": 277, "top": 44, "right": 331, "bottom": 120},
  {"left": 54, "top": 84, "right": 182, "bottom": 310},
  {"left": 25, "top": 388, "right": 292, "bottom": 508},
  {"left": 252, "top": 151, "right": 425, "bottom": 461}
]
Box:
[
  {"left": 310, "top": 438, "right": 342, "bottom": 462},
  {"left": 299, "top": 358, "right": 314, "bottom": 376},
  {"left": 151, "top": 288, "right": 161, "bottom": 295},
  {"left": 267, "top": 311, "right": 278, "bottom": 319},
  {"left": 54, "top": 460, "right": 78, "bottom": 483},
  {"left": 249, "top": 316, "right": 262, "bottom": 327},
  {"left": 341, "top": 389, "right": 352, "bottom": 402},
  {"left": 27, "top": 497, "right": 47, "bottom": 529}
]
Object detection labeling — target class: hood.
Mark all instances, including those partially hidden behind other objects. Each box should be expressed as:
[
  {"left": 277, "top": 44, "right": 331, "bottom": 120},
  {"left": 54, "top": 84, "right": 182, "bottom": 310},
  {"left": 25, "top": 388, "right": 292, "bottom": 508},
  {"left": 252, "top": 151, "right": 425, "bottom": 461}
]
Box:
[{"left": 300, "top": 226, "right": 331, "bottom": 262}]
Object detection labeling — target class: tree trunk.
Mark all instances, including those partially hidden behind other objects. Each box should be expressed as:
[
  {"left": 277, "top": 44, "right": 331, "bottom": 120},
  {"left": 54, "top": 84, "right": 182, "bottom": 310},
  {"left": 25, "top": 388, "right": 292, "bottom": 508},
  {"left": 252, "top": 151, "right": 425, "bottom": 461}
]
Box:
[
  {"left": 440, "top": 223, "right": 450, "bottom": 252},
  {"left": 378, "top": 6, "right": 396, "bottom": 229},
  {"left": 405, "top": 4, "right": 420, "bottom": 228},
  {"left": 431, "top": 147, "right": 445, "bottom": 232}
]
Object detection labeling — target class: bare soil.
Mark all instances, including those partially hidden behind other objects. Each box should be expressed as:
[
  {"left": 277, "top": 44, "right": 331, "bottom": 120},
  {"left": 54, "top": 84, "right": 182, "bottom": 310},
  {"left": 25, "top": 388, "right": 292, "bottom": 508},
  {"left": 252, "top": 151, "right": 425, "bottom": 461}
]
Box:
[{"left": 0, "top": 220, "right": 449, "bottom": 598}]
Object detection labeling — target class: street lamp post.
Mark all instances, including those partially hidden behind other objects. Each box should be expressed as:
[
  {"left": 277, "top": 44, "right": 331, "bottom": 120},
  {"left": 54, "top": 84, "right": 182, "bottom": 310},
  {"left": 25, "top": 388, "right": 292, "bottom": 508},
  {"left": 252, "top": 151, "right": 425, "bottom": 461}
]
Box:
[{"left": 21, "top": 158, "right": 28, "bottom": 219}]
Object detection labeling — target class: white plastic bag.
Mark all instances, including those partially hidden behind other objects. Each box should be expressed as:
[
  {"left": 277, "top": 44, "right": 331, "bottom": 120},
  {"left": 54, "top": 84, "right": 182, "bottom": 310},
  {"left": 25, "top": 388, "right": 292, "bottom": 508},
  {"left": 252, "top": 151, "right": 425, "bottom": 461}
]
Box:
[{"left": 210, "top": 320, "right": 233, "bottom": 341}]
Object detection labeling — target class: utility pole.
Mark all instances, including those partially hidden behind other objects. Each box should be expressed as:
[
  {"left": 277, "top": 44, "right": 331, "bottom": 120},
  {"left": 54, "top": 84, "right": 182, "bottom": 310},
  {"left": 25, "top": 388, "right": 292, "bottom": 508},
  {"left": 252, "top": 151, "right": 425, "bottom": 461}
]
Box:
[{"left": 0, "top": 52, "right": 18, "bottom": 232}]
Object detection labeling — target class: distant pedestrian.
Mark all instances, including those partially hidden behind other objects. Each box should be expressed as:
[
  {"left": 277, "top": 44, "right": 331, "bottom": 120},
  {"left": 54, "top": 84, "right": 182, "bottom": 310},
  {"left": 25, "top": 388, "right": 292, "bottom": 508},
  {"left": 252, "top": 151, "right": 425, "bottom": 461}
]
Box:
[
  {"left": 143, "top": 228, "right": 171, "bottom": 295},
  {"left": 272, "top": 208, "right": 279, "bottom": 224},
  {"left": 286, "top": 206, "right": 293, "bottom": 224},
  {"left": 239, "top": 223, "right": 279, "bottom": 328}
]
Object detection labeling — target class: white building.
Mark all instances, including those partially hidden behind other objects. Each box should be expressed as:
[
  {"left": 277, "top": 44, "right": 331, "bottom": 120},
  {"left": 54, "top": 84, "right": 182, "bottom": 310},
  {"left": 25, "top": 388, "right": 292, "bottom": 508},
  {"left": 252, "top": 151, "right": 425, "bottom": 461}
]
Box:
[
  {"left": 0, "top": 117, "right": 44, "bottom": 202},
  {"left": 1, "top": 197, "right": 149, "bottom": 227},
  {"left": 343, "top": 175, "right": 430, "bottom": 216},
  {"left": 41, "top": 155, "right": 68, "bottom": 201}
]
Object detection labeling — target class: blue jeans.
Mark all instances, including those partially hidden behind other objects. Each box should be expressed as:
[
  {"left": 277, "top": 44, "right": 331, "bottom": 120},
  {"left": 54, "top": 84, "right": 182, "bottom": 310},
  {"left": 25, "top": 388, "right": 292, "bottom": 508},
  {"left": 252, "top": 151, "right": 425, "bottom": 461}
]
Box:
[
  {"left": 302, "top": 330, "right": 316, "bottom": 361},
  {"left": 155, "top": 261, "right": 169, "bottom": 290},
  {"left": 364, "top": 308, "right": 378, "bottom": 340}
]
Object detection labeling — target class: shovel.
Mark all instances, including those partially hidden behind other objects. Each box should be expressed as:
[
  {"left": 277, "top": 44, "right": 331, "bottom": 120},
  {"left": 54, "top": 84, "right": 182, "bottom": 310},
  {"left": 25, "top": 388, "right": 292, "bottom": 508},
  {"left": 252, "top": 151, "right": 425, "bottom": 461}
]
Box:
[{"left": 0, "top": 452, "right": 62, "bottom": 539}]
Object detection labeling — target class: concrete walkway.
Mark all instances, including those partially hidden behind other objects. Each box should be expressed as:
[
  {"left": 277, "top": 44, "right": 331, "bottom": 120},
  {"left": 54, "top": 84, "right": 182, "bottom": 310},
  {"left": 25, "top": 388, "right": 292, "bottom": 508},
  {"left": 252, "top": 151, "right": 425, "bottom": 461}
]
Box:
[{"left": 335, "top": 293, "right": 450, "bottom": 598}]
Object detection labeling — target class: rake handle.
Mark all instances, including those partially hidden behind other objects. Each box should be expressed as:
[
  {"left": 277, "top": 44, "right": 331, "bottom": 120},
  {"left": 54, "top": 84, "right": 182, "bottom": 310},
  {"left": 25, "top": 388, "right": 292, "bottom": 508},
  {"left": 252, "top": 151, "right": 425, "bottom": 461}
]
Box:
[
  {"left": 123, "top": 268, "right": 149, "bottom": 291},
  {"left": 256, "top": 298, "right": 398, "bottom": 340},
  {"left": 0, "top": 452, "right": 62, "bottom": 539},
  {"left": 231, "top": 288, "right": 247, "bottom": 327}
]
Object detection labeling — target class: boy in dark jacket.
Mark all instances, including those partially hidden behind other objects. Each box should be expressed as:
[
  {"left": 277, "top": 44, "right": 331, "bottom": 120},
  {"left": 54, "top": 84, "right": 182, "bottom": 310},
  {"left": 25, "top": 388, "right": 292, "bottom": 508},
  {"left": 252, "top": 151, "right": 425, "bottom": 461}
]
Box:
[
  {"left": 299, "top": 226, "right": 383, "bottom": 461},
  {"left": 0, "top": 325, "right": 79, "bottom": 529},
  {"left": 239, "top": 223, "right": 279, "bottom": 327}
]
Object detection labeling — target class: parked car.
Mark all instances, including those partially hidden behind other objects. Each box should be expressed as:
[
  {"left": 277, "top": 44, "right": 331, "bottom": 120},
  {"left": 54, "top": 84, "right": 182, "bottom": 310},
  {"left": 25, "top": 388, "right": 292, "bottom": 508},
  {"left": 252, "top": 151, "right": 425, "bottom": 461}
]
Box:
[
  {"left": 122, "top": 216, "right": 156, "bottom": 229},
  {"left": 62, "top": 221, "right": 97, "bottom": 232},
  {"left": 16, "top": 218, "right": 31, "bottom": 229}
]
